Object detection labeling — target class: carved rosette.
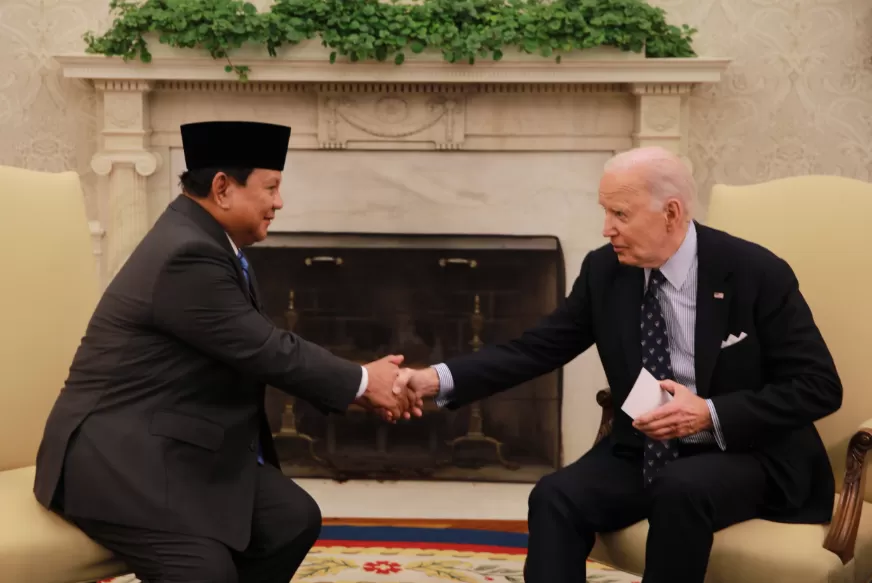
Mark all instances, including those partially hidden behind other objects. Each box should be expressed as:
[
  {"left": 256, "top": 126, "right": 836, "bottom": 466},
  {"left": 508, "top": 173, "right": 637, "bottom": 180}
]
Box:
[
  {"left": 316, "top": 84, "right": 466, "bottom": 150},
  {"left": 92, "top": 80, "right": 159, "bottom": 278},
  {"left": 630, "top": 83, "right": 693, "bottom": 163}
]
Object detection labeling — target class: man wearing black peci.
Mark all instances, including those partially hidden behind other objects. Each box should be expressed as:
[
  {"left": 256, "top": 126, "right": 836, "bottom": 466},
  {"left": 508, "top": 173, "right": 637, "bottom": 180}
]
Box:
[{"left": 33, "top": 120, "right": 419, "bottom": 582}]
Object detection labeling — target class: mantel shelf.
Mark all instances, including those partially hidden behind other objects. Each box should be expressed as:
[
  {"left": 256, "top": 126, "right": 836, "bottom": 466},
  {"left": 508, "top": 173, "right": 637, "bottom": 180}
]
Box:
[{"left": 55, "top": 53, "right": 732, "bottom": 85}]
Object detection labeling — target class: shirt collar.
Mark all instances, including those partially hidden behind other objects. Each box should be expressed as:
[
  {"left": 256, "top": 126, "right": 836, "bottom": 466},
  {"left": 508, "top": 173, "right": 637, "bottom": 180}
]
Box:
[
  {"left": 646, "top": 221, "right": 697, "bottom": 290},
  {"left": 226, "top": 233, "right": 240, "bottom": 256}
]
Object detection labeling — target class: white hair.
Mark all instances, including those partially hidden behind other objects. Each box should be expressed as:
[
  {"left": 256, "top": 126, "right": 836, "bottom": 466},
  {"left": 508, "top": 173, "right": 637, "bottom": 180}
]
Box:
[{"left": 603, "top": 147, "right": 697, "bottom": 219}]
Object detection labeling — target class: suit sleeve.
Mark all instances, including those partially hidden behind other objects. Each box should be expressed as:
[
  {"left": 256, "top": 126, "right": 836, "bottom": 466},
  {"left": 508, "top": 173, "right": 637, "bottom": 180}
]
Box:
[
  {"left": 710, "top": 257, "right": 842, "bottom": 447},
  {"left": 440, "top": 252, "right": 596, "bottom": 409},
  {"left": 151, "top": 242, "right": 361, "bottom": 413}
]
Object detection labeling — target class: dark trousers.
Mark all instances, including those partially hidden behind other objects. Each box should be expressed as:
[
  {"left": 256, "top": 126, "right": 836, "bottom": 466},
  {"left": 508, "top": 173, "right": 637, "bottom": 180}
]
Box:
[
  {"left": 524, "top": 437, "right": 766, "bottom": 583},
  {"left": 69, "top": 464, "right": 321, "bottom": 583}
]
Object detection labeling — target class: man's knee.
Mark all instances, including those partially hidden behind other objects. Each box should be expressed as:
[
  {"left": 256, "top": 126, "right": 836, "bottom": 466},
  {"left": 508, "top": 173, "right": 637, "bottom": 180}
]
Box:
[
  {"left": 528, "top": 470, "right": 586, "bottom": 523},
  {"left": 273, "top": 486, "right": 322, "bottom": 549},
  {"left": 528, "top": 472, "right": 562, "bottom": 513},
  {"left": 297, "top": 489, "right": 322, "bottom": 543}
]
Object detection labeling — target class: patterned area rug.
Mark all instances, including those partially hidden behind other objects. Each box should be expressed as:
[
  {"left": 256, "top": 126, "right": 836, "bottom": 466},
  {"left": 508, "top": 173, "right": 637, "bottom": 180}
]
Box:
[{"left": 101, "top": 525, "right": 640, "bottom": 583}]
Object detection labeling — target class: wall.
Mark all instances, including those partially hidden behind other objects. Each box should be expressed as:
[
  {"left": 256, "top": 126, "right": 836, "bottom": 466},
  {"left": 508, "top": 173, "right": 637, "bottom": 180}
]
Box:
[{"left": 1, "top": 0, "right": 870, "bottom": 223}]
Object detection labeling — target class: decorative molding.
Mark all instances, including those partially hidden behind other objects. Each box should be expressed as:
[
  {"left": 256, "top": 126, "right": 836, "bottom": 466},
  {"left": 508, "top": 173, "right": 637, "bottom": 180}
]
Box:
[
  {"left": 55, "top": 54, "right": 732, "bottom": 85},
  {"left": 94, "top": 80, "right": 154, "bottom": 92},
  {"left": 152, "top": 80, "right": 631, "bottom": 94},
  {"left": 156, "top": 80, "right": 310, "bottom": 93},
  {"left": 629, "top": 83, "right": 693, "bottom": 96},
  {"left": 631, "top": 84, "right": 688, "bottom": 154},
  {"left": 91, "top": 150, "right": 160, "bottom": 177},
  {"left": 90, "top": 79, "right": 157, "bottom": 278},
  {"left": 475, "top": 83, "right": 625, "bottom": 94},
  {"left": 317, "top": 92, "right": 465, "bottom": 149}
]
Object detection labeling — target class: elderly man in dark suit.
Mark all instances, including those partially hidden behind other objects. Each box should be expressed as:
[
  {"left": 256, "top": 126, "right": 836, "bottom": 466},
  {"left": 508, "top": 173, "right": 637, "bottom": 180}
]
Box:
[
  {"left": 33, "top": 121, "right": 418, "bottom": 583},
  {"left": 401, "top": 146, "right": 842, "bottom": 583}
]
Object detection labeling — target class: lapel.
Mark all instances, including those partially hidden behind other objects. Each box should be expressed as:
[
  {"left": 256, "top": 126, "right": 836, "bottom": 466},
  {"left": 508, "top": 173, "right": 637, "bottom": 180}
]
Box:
[
  {"left": 614, "top": 264, "right": 645, "bottom": 381},
  {"left": 693, "top": 223, "right": 733, "bottom": 398},
  {"left": 169, "top": 195, "right": 261, "bottom": 310},
  {"left": 245, "top": 257, "right": 264, "bottom": 311}
]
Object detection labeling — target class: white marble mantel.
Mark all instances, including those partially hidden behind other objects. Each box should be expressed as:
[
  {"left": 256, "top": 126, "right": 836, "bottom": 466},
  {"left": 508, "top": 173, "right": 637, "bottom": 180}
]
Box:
[{"left": 56, "top": 47, "right": 730, "bottom": 518}]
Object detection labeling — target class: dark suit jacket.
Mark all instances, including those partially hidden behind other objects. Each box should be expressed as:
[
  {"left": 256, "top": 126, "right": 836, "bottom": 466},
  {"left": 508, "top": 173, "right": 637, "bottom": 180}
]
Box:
[
  {"left": 441, "top": 222, "right": 842, "bottom": 524},
  {"left": 33, "top": 195, "right": 362, "bottom": 550}
]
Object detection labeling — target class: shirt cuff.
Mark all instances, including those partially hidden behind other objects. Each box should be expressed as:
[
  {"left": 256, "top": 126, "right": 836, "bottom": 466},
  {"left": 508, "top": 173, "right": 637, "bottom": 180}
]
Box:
[
  {"left": 432, "top": 363, "right": 455, "bottom": 408},
  {"left": 356, "top": 366, "right": 368, "bottom": 398},
  {"left": 706, "top": 399, "right": 727, "bottom": 451}
]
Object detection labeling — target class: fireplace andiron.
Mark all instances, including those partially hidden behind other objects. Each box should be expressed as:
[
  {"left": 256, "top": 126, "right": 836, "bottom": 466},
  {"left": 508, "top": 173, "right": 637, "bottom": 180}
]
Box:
[
  {"left": 445, "top": 294, "right": 520, "bottom": 470},
  {"left": 272, "top": 289, "right": 325, "bottom": 464}
]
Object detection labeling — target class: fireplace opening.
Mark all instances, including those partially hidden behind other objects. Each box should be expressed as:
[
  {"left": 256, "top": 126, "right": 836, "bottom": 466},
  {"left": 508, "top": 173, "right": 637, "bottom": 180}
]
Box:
[{"left": 246, "top": 233, "right": 564, "bottom": 483}]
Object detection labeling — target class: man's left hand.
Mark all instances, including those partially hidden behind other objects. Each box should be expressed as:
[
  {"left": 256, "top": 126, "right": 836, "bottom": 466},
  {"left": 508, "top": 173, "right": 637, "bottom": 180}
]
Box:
[{"left": 633, "top": 380, "right": 712, "bottom": 440}]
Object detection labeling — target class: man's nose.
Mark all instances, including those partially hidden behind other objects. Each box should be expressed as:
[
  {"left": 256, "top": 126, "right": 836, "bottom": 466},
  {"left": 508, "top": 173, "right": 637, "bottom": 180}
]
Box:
[{"left": 274, "top": 192, "right": 284, "bottom": 210}]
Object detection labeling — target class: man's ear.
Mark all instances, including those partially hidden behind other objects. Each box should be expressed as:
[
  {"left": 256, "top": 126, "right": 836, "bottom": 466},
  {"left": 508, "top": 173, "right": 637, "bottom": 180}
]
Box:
[
  {"left": 211, "top": 172, "right": 232, "bottom": 210},
  {"left": 664, "top": 198, "right": 683, "bottom": 229}
]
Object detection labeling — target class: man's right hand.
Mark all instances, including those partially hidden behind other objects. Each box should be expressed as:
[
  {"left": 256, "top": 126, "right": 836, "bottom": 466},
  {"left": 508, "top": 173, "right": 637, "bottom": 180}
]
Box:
[
  {"left": 406, "top": 367, "right": 441, "bottom": 401},
  {"left": 361, "top": 355, "right": 407, "bottom": 419}
]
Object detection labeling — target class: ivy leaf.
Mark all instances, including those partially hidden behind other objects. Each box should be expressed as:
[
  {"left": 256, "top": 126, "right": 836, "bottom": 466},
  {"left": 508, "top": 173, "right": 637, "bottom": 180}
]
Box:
[{"left": 81, "top": 0, "right": 698, "bottom": 78}]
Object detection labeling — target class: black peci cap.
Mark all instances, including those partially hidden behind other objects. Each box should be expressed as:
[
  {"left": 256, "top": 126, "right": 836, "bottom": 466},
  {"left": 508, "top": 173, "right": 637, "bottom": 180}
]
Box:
[{"left": 181, "top": 121, "right": 291, "bottom": 171}]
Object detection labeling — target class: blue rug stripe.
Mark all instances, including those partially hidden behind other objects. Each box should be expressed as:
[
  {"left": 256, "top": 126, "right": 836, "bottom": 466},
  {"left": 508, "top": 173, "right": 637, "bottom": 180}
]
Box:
[{"left": 319, "top": 525, "right": 528, "bottom": 548}]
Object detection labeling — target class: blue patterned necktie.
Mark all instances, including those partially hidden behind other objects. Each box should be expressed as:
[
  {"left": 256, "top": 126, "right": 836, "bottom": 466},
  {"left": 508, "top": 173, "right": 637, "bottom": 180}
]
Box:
[
  {"left": 237, "top": 249, "right": 264, "bottom": 466},
  {"left": 237, "top": 250, "right": 251, "bottom": 286},
  {"left": 641, "top": 268, "right": 679, "bottom": 485}
]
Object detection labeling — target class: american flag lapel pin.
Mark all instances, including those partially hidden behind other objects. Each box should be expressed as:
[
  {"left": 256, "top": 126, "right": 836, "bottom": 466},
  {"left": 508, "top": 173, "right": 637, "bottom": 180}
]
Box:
[{"left": 713, "top": 292, "right": 724, "bottom": 299}]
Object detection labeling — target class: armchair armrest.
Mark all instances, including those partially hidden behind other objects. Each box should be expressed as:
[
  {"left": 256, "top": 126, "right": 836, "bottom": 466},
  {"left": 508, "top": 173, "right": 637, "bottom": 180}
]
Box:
[
  {"left": 823, "top": 418, "right": 872, "bottom": 564},
  {"left": 593, "top": 388, "right": 614, "bottom": 446}
]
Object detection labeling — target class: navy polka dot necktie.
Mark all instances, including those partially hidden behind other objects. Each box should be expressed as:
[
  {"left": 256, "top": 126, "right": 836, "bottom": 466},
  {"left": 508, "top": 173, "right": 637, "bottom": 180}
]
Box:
[{"left": 641, "top": 268, "right": 679, "bottom": 485}]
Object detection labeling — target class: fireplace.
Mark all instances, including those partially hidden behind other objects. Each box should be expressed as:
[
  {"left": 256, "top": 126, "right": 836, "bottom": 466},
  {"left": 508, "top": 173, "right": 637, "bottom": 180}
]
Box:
[
  {"left": 58, "top": 45, "right": 727, "bottom": 513},
  {"left": 246, "top": 234, "right": 563, "bottom": 483}
]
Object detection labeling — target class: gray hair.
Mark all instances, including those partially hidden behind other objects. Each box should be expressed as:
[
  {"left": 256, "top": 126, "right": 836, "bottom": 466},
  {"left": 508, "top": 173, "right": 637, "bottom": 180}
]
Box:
[{"left": 603, "top": 147, "right": 697, "bottom": 219}]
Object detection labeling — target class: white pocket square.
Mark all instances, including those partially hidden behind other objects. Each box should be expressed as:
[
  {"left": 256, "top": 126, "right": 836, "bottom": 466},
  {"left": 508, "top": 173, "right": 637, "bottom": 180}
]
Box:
[{"left": 720, "top": 332, "right": 747, "bottom": 349}]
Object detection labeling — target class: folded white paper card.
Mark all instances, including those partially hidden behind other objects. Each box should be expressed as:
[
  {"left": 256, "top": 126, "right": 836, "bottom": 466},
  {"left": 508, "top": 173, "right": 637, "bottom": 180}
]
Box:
[{"left": 621, "top": 367, "right": 672, "bottom": 420}]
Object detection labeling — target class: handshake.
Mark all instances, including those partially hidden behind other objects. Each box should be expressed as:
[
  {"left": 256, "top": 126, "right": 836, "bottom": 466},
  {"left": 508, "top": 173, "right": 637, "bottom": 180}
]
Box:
[{"left": 354, "top": 355, "right": 440, "bottom": 422}]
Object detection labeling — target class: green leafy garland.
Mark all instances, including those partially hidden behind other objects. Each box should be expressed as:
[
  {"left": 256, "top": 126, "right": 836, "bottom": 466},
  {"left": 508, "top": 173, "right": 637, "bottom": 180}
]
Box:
[{"left": 84, "top": 0, "right": 697, "bottom": 80}]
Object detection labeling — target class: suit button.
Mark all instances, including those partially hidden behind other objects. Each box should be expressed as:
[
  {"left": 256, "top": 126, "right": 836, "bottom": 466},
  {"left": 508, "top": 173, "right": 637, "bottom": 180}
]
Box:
[{"left": 249, "top": 440, "right": 256, "bottom": 452}]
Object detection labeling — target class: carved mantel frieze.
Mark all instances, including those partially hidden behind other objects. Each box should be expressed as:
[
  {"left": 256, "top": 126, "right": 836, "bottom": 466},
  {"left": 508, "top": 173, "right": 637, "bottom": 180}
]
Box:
[
  {"left": 315, "top": 83, "right": 467, "bottom": 150},
  {"left": 55, "top": 52, "right": 731, "bottom": 269}
]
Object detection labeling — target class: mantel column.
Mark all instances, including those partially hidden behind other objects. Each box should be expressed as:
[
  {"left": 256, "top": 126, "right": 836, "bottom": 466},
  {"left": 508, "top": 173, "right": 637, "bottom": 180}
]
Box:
[
  {"left": 91, "top": 80, "right": 159, "bottom": 279},
  {"left": 630, "top": 83, "right": 693, "bottom": 163}
]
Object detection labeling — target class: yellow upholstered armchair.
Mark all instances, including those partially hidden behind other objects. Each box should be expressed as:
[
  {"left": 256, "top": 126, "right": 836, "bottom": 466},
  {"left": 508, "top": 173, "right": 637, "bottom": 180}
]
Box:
[
  {"left": 590, "top": 175, "right": 872, "bottom": 583},
  {"left": 0, "top": 166, "right": 127, "bottom": 581}
]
